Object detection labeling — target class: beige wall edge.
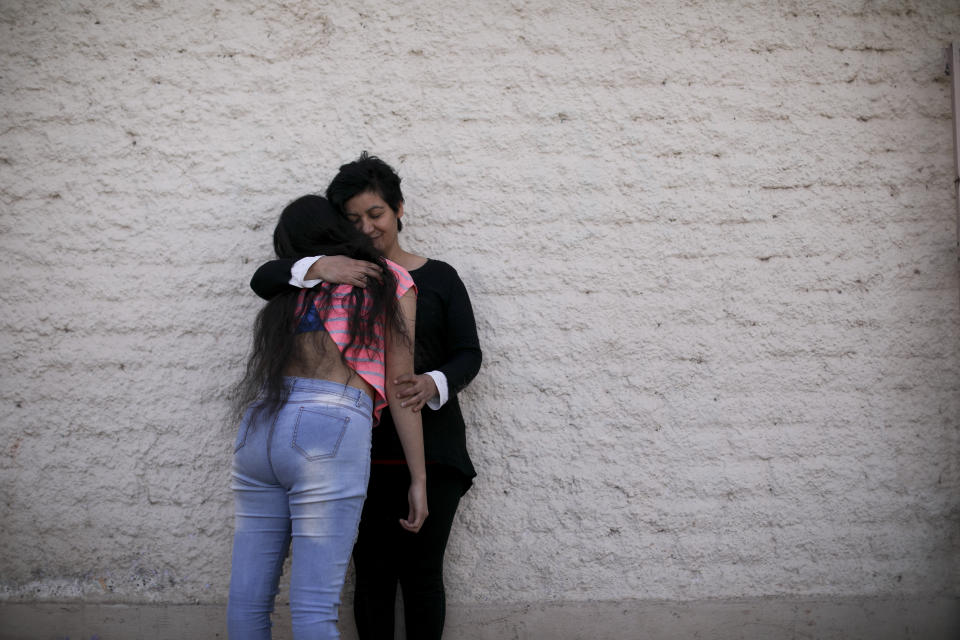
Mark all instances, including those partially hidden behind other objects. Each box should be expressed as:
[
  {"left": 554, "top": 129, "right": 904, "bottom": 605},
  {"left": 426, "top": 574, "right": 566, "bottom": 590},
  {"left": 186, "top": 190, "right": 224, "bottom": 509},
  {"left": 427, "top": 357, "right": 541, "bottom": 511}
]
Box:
[{"left": 2, "top": 596, "right": 958, "bottom": 640}]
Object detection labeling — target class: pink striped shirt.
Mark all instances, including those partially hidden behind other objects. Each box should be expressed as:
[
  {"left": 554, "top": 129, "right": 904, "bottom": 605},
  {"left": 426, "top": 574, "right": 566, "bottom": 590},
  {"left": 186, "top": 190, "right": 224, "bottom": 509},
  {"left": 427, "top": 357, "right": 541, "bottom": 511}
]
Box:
[{"left": 294, "top": 259, "right": 415, "bottom": 424}]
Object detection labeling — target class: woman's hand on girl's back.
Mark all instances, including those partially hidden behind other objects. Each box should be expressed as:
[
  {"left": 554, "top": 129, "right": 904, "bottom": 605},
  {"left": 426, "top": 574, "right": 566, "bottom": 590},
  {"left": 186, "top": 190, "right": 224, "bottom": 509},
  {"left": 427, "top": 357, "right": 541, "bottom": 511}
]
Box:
[{"left": 306, "top": 255, "right": 383, "bottom": 287}]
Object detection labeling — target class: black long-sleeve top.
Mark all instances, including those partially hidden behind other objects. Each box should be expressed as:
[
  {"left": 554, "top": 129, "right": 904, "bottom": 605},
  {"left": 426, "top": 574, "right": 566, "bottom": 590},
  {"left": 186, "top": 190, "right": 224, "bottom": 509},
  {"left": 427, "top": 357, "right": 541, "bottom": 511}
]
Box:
[{"left": 250, "top": 258, "right": 481, "bottom": 485}]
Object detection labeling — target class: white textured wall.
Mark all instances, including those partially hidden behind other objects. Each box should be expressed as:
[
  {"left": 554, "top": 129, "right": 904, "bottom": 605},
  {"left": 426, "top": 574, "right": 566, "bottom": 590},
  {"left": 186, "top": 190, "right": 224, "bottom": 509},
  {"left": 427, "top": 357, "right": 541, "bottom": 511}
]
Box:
[{"left": 1, "top": 0, "right": 959, "bottom": 614}]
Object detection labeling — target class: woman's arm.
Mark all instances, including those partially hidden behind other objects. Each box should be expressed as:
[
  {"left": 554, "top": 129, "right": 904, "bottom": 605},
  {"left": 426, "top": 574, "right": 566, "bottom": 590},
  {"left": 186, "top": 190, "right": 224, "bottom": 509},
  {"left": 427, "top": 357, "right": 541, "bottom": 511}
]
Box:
[
  {"left": 250, "top": 259, "right": 297, "bottom": 300},
  {"left": 437, "top": 272, "right": 482, "bottom": 394},
  {"left": 385, "top": 288, "right": 428, "bottom": 532},
  {"left": 250, "top": 257, "right": 385, "bottom": 300}
]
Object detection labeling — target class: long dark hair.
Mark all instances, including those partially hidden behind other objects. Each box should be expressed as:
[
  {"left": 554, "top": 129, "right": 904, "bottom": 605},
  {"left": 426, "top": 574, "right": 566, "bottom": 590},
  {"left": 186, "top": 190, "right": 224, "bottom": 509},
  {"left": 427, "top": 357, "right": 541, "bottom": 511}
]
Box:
[{"left": 234, "top": 194, "right": 405, "bottom": 421}]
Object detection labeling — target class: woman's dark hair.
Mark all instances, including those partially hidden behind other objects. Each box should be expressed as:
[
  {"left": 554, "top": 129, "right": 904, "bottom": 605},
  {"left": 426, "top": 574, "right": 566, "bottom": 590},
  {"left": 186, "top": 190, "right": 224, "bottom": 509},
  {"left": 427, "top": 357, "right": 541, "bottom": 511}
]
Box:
[
  {"left": 326, "top": 152, "right": 405, "bottom": 231},
  {"left": 234, "top": 194, "right": 405, "bottom": 420}
]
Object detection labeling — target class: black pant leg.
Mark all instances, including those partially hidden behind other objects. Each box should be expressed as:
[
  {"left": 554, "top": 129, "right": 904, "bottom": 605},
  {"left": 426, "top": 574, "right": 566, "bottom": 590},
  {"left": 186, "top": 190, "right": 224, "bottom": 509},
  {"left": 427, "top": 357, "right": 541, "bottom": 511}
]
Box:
[
  {"left": 353, "top": 465, "right": 407, "bottom": 640},
  {"left": 399, "top": 465, "right": 465, "bottom": 640},
  {"left": 354, "top": 464, "right": 467, "bottom": 640}
]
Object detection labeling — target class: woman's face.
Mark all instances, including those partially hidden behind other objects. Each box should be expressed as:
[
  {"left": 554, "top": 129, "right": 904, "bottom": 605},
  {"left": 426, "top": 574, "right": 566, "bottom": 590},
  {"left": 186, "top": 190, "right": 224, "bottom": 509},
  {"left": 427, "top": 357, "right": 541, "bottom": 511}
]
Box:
[{"left": 343, "top": 190, "right": 403, "bottom": 254}]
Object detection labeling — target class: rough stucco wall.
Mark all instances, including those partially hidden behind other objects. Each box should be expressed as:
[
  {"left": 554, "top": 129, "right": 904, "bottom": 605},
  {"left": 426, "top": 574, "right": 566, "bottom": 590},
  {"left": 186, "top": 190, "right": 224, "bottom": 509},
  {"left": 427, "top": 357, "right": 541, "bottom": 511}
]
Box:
[{"left": 1, "top": 0, "right": 958, "bottom": 615}]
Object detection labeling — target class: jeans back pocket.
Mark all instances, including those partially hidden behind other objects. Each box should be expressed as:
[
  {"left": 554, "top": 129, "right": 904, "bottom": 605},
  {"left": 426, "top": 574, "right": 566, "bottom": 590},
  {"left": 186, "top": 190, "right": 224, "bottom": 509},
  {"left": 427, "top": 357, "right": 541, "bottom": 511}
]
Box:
[{"left": 292, "top": 407, "right": 350, "bottom": 460}]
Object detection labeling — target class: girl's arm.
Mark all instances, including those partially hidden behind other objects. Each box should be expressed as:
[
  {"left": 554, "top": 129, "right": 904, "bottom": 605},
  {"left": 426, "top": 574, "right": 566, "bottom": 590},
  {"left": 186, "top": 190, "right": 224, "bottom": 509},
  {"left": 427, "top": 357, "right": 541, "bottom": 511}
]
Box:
[
  {"left": 395, "top": 267, "right": 482, "bottom": 410},
  {"left": 385, "top": 288, "right": 428, "bottom": 532}
]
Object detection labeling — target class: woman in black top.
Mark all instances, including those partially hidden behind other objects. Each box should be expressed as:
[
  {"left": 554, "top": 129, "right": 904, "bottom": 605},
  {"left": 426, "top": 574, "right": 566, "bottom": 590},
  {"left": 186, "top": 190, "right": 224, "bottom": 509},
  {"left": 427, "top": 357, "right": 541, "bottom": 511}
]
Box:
[{"left": 250, "top": 153, "right": 481, "bottom": 640}]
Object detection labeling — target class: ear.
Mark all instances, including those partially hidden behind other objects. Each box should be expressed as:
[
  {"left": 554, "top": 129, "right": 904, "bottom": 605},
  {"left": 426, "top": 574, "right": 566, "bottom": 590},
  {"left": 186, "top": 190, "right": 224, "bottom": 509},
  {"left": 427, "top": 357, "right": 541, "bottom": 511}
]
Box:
[{"left": 395, "top": 202, "right": 404, "bottom": 220}]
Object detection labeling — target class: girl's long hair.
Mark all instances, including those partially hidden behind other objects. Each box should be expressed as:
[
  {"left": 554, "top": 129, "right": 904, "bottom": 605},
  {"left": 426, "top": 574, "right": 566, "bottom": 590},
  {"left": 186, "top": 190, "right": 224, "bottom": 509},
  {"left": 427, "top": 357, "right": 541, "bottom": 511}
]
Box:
[{"left": 233, "top": 194, "right": 405, "bottom": 421}]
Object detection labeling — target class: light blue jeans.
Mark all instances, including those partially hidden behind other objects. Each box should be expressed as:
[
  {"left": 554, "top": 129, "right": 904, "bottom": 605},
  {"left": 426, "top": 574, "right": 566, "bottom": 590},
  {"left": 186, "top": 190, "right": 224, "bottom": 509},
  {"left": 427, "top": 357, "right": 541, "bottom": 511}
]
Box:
[{"left": 227, "top": 378, "right": 373, "bottom": 640}]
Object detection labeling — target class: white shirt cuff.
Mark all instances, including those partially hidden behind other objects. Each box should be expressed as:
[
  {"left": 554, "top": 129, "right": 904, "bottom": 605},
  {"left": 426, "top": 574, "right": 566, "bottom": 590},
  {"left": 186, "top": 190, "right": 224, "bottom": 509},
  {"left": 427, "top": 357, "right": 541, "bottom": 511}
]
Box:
[
  {"left": 290, "top": 256, "right": 324, "bottom": 288},
  {"left": 424, "top": 370, "right": 448, "bottom": 410}
]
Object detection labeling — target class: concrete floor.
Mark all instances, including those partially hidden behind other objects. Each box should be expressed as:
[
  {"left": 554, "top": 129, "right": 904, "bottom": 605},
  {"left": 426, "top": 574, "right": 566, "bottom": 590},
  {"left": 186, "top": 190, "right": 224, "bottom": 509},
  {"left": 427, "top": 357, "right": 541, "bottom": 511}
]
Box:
[{"left": 1, "top": 595, "right": 958, "bottom": 639}]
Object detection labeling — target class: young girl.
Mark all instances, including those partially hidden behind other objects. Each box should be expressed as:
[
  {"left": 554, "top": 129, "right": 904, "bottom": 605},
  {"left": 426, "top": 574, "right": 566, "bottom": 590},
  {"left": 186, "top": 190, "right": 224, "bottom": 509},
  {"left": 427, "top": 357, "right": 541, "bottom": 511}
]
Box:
[{"left": 228, "top": 195, "right": 428, "bottom": 640}]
